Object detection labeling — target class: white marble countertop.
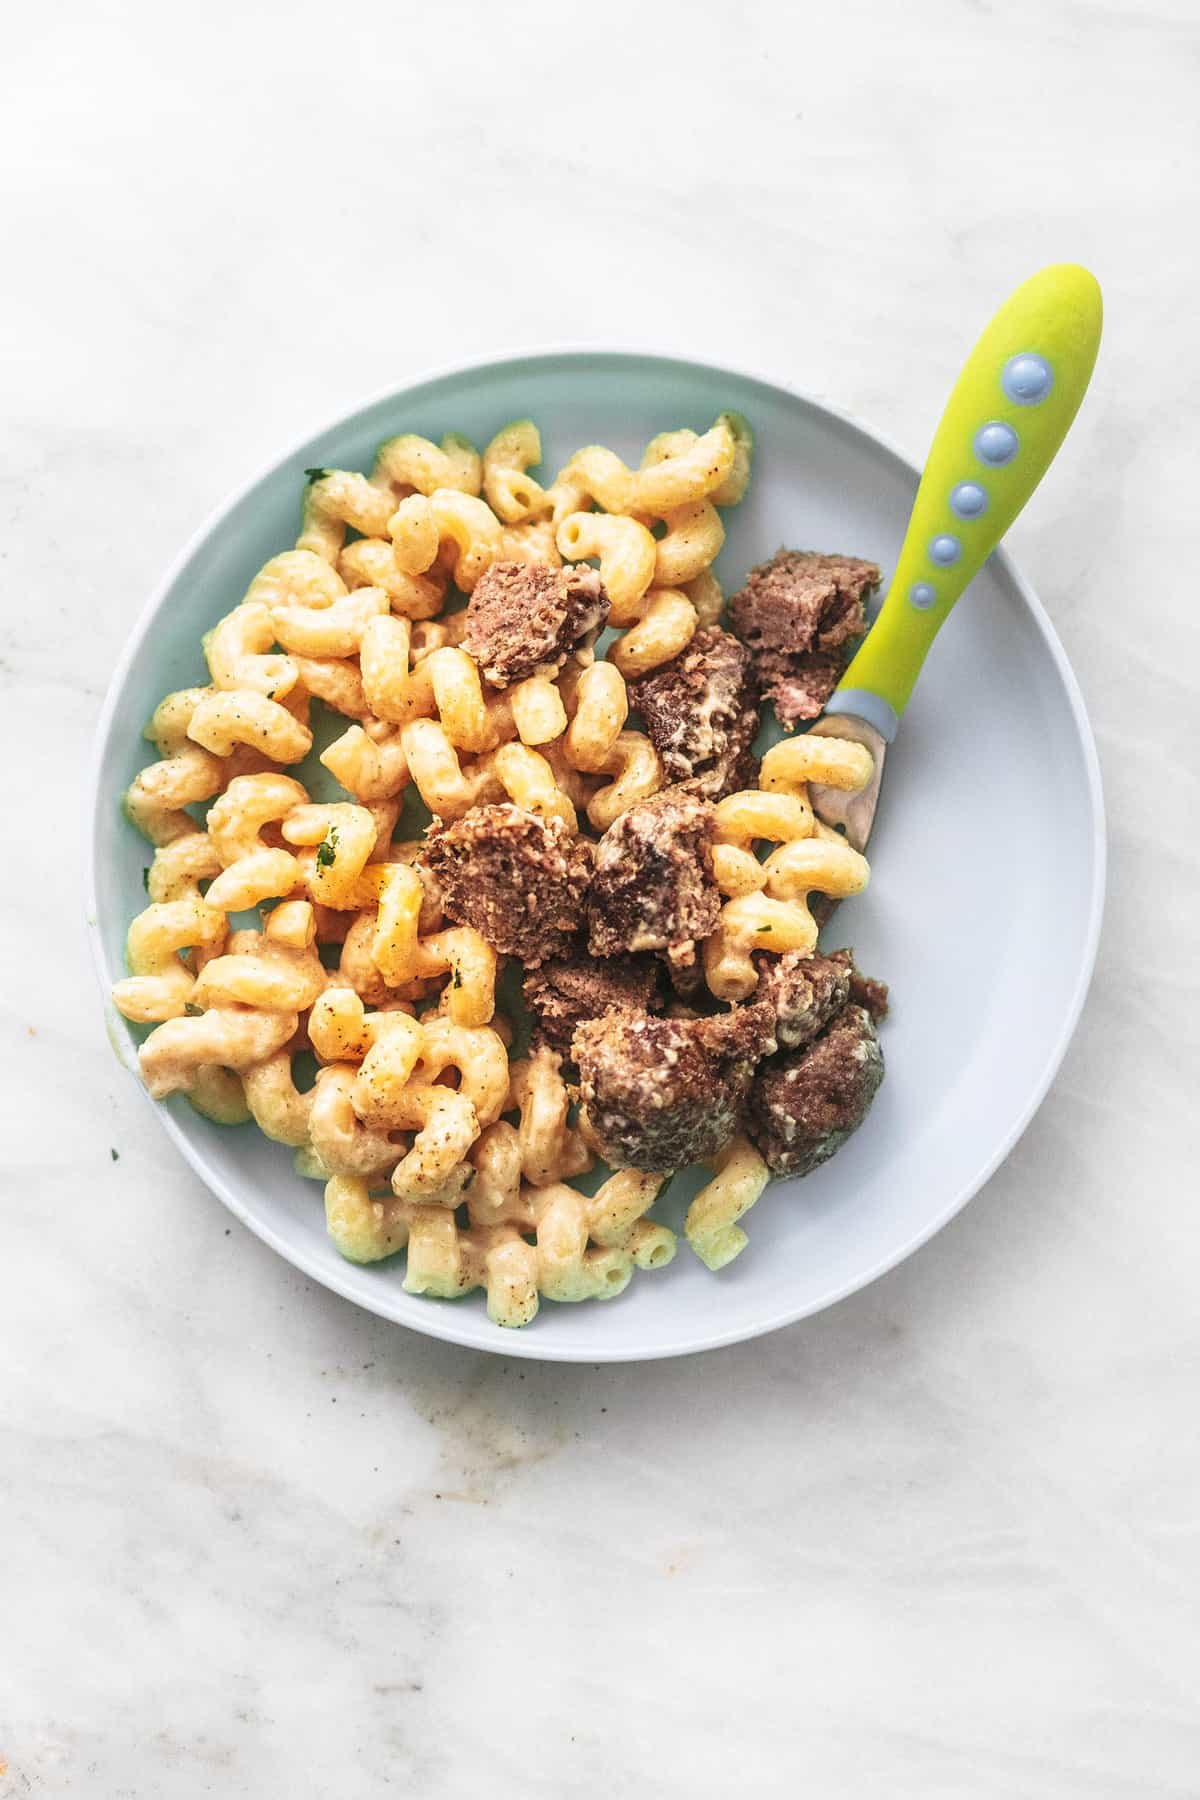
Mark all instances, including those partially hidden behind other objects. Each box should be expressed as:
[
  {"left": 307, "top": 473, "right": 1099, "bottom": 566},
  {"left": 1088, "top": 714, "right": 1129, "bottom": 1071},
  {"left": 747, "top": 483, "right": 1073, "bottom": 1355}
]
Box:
[{"left": 4, "top": 1, "right": 1198, "bottom": 1792}]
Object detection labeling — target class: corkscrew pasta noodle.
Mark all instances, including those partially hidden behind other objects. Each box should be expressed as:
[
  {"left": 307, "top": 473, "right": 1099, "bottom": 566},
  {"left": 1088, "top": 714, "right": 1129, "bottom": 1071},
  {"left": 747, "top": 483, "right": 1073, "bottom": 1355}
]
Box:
[{"left": 111, "top": 400, "right": 883, "bottom": 1318}]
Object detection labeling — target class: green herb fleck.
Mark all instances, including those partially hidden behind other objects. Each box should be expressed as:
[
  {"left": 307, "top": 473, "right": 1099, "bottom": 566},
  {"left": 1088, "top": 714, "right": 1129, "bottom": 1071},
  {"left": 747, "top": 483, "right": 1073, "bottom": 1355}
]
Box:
[
  {"left": 110, "top": 1147, "right": 120, "bottom": 1162},
  {"left": 316, "top": 827, "right": 339, "bottom": 870},
  {"left": 451, "top": 968, "right": 463, "bottom": 989},
  {"left": 756, "top": 924, "right": 773, "bottom": 934},
  {"left": 185, "top": 1002, "right": 203, "bottom": 1016},
  {"left": 304, "top": 466, "right": 329, "bottom": 486},
  {"left": 141, "top": 867, "right": 151, "bottom": 893}
]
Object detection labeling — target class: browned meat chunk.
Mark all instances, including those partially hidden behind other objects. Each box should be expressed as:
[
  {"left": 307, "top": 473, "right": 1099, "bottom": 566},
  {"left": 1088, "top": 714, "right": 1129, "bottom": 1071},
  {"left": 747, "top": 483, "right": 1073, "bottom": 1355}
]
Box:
[
  {"left": 731, "top": 550, "right": 876, "bottom": 657},
  {"left": 847, "top": 962, "right": 890, "bottom": 1025},
  {"left": 419, "top": 802, "right": 591, "bottom": 966},
  {"left": 746, "top": 1003, "right": 884, "bottom": 1177},
  {"left": 462, "top": 560, "right": 609, "bottom": 686},
  {"left": 587, "top": 788, "right": 720, "bottom": 976},
  {"left": 522, "top": 954, "right": 662, "bottom": 1057},
  {"left": 686, "top": 998, "right": 778, "bottom": 1065},
  {"left": 752, "top": 648, "right": 847, "bottom": 727},
  {"left": 729, "top": 550, "right": 879, "bottom": 728},
  {"left": 755, "top": 947, "right": 890, "bottom": 1048},
  {"left": 628, "top": 627, "right": 759, "bottom": 799},
  {"left": 573, "top": 1001, "right": 773, "bottom": 1170},
  {"left": 754, "top": 949, "right": 853, "bottom": 1050}
]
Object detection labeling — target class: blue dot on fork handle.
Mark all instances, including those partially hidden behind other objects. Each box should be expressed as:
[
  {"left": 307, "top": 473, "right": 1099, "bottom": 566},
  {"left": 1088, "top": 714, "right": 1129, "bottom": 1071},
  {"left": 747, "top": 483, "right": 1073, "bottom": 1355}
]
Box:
[
  {"left": 909, "top": 582, "right": 937, "bottom": 610},
  {"left": 974, "top": 421, "right": 1019, "bottom": 466},
  {"left": 950, "top": 481, "right": 988, "bottom": 519},
  {"left": 1002, "top": 352, "right": 1053, "bottom": 405},
  {"left": 929, "top": 535, "right": 962, "bottom": 567}
]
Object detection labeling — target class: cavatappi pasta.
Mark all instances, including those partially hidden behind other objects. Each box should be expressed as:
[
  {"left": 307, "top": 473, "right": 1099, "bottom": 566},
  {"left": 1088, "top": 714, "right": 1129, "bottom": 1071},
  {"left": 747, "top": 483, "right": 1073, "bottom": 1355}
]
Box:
[{"left": 112, "top": 408, "right": 884, "bottom": 1323}]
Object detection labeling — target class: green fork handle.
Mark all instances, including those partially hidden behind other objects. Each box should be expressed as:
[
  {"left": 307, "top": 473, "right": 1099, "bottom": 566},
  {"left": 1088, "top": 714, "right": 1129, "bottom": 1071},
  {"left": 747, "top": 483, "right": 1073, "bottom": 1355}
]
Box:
[{"left": 826, "top": 262, "right": 1103, "bottom": 741}]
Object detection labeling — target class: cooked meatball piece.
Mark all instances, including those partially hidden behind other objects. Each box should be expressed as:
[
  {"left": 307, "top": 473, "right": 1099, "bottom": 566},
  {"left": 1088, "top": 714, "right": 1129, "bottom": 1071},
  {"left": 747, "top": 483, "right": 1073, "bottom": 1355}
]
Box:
[
  {"left": 628, "top": 627, "right": 760, "bottom": 799},
  {"left": 462, "top": 560, "right": 609, "bottom": 686},
  {"left": 573, "top": 1003, "right": 771, "bottom": 1171},
  {"left": 419, "top": 802, "right": 591, "bottom": 966},
  {"left": 754, "top": 949, "right": 853, "bottom": 1050},
  {"left": 729, "top": 550, "right": 879, "bottom": 728},
  {"left": 753, "top": 648, "right": 848, "bottom": 728},
  {"left": 686, "top": 997, "right": 778, "bottom": 1065},
  {"left": 746, "top": 1003, "right": 884, "bottom": 1177},
  {"left": 587, "top": 787, "right": 720, "bottom": 974},
  {"left": 522, "top": 954, "right": 662, "bottom": 1057},
  {"left": 846, "top": 961, "right": 890, "bottom": 1025},
  {"left": 731, "top": 550, "right": 877, "bottom": 660}
]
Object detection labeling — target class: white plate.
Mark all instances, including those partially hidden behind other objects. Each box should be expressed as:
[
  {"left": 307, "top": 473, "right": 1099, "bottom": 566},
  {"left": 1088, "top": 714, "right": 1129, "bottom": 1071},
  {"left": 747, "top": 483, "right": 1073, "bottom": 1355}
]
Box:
[{"left": 86, "top": 350, "right": 1105, "bottom": 1362}]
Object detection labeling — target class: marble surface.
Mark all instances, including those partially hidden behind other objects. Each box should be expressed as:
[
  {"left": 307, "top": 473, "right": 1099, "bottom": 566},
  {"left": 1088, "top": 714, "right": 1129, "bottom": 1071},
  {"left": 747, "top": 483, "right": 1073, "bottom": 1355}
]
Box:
[{"left": 3, "top": 1, "right": 1199, "bottom": 1792}]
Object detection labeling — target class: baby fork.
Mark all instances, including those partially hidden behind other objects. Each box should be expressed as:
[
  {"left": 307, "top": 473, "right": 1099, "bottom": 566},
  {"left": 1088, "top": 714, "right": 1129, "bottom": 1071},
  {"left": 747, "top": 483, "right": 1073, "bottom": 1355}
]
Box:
[{"left": 809, "top": 262, "right": 1103, "bottom": 849}]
